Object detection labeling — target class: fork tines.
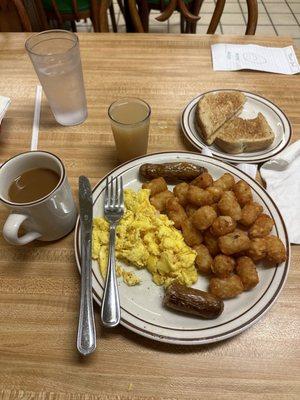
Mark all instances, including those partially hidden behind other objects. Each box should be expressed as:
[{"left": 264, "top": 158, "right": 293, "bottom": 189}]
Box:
[{"left": 104, "top": 176, "right": 124, "bottom": 213}]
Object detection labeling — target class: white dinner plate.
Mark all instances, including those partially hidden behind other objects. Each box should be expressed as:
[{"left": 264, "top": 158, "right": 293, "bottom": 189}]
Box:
[
  {"left": 181, "top": 89, "right": 292, "bottom": 164},
  {"left": 74, "top": 152, "right": 290, "bottom": 345}
]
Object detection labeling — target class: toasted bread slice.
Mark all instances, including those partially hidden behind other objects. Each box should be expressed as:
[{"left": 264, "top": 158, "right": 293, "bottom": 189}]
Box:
[
  {"left": 214, "top": 113, "right": 275, "bottom": 154},
  {"left": 196, "top": 91, "right": 246, "bottom": 145}
]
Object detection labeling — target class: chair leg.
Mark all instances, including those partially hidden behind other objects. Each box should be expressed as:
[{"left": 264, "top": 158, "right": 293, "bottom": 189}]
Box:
[
  {"left": 117, "top": 0, "right": 125, "bottom": 16},
  {"left": 109, "top": 3, "right": 118, "bottom": 32},
  {"left": 180, "top": 12, "right": 185, "bottom": 33},
  {"left": 71, "top": 19, "right": 77, "bottom": 31},
  {"left": 138, "top": 2, "right": 150, "bottom": 32}
]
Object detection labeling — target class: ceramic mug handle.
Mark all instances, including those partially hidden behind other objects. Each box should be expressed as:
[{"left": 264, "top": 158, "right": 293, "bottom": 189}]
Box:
[{"left": 3, "top": 214, "right": 41, "bottom": 245}]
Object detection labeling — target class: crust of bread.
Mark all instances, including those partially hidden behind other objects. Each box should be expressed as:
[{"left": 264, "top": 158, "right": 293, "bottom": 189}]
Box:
[
  {"left": 214, "top": 113, "right": 275, "bottom": 154},
  {"left": 195, "top": 91, "right": 246, "bottom": 144}
]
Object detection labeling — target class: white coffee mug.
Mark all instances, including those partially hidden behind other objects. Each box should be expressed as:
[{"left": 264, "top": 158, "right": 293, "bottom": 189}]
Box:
[{"left": 0, "top": 150, "right": 77, "bottom": 245}]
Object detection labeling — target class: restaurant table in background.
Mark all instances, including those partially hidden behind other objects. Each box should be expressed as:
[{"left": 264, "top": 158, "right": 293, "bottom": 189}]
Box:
[{"left": 0, "top": 33, "right": 299, "bottom": 399}]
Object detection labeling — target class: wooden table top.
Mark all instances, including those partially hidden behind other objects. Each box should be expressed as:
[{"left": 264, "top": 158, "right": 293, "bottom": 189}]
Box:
[{"left": 0, "top": 33, "right": 299, "bottom": 400}]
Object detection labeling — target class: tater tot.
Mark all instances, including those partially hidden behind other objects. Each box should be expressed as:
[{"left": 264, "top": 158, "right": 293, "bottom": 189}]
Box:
[
  {"left": 212, "top": 255, "right": 235, "bottom": 278},
  {"left": 187, "top": 185, "right": 214, "bottom": 207},
  {"left": 181, "top": 219, "right": 203, "bottom": 247},
  {"left": 142, "top": 177, "right": 167, "bottom": 196},
  {"left": 211, "top": 203, "right": 219, "bottom": 213},
  {"left": 209, "top": 274, "right": 244, "bottom": 299},
  {"left": 233, "top": 180, "right": 253, "bottom": 206},
  {"left": 165, "top": 198, "right": 187, "bottom": 229},
  {"left": 191, "top": 172, "right": 213, "bottom": 189},
  {"left": 240, "top": 202, "right": 263, "bottom": 226},
  {"left": 150, "top": 190, "right": 174, "bottom": 212},
  {"left": 173, "top": 182, "right": 189, "bottom": 207},
  {"left": 218, "top": 191, "right": 242, "bottom": 221},
  {"left": 192, "top": 206, "right": 217, "bottom": 231},
  {"left": 249, "top": 214, "right": 274, "bottom": 238},
  {"left": 218, "top": 230, "right": 251, "bottom": 255},
  {"left": 264, "top": 235, "right": 287, "bottom": 264},
  {"left": 203, "top": 230, "right": 220, "bottom": 257},
  {"left": 206, "top": 186, "right": 223, "bottom": 202},
  {"left": 194, "top": 244, "right": 213, "bottom": 275},
  {"left": 185, "top": 204, "right": 198, "bottom": 218},
  {"left": 213, "top": 173, "right": 235, "bottom": 191},
  {"left": 236, "top": 256, "right": 259, "bottom": 290},
  {"left": 210, "top": 216, "right": 237, "bottom": 237},
  {"left": 247, "top": 238, "right": 267, "bottom": 261}
]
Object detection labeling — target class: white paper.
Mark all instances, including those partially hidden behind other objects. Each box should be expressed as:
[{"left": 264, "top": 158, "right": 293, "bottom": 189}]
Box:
[
  {"left": 0, "top": 95, "right": 11, "bottom": 123},
  {"left": 211, "top": 43, "right": 300, "bottom": 75}
]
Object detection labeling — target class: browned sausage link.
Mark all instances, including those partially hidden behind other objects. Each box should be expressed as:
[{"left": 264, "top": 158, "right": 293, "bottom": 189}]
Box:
[
  {"left": 139, "top": 162, "right": 207, "bottom": 181},
  {"left": 163, "top": 283, "right": 224, "bottom": 319},
  {"left": 156, "top": 0, "right": 177, "bottom": 22},
  {"left": 178, "top": 0, "right": 201, "bottom": 22}
]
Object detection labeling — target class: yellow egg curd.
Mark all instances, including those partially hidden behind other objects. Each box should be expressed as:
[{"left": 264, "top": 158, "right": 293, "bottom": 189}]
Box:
[{"left": 92, "top": 188, "right": 197, "bottom": 287}]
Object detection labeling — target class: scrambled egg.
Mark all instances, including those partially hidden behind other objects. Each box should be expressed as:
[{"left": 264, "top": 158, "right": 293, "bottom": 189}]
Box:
[{"left": 92, "top": 189, "right": 197, "bottom": 287}]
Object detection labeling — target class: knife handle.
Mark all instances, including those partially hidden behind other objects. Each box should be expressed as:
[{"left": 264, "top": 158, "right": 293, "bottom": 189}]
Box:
[{"left": 77, "top": 232, "right": 96, "bottom": 355}]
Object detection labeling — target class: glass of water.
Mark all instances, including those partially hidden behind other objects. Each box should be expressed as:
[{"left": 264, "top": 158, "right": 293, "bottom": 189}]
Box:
[{"left": 25, "top": 30, "right": 87, "bottom": 126}]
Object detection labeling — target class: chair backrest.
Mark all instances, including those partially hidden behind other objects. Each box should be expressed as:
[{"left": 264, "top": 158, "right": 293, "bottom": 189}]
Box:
[
  {"left": 0, "top": 0, "right": 32, "bottom": 31},
  {"left": 128, "top": 0, "right": 258, "bottom": 35}
]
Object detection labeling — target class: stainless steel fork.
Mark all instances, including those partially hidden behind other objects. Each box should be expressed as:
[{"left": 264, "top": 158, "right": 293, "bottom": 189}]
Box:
[{"left": 100, "top": 175, "right": 124, "bottom": 327}]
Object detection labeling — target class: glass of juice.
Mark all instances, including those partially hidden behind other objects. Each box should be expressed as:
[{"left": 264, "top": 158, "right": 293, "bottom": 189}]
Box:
[
  {"left": 25, "top": 30, "right": 87, "bottom": 126},
  {"left": 108, "top": 98, "right": 151, "bottom": 163}
]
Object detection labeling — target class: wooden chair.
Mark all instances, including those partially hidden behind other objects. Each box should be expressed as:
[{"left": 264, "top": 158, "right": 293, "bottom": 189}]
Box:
[
  {"left": 127, "top": 0, "right": 258, "bottom": 34},
  {"left": 40, "top": 0, "right": 117, "bottom": 32},
  {"left": 0, "top": 0, "right": 32, "bottom": 31}
]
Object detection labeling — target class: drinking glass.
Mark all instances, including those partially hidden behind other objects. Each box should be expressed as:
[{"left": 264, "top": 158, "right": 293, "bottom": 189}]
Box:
[
  {"left": 25, "top": 30, "right": 87, "bottom": 126},
  {"left": 108, "top": 98, "right": 151, "bottom": 163}
]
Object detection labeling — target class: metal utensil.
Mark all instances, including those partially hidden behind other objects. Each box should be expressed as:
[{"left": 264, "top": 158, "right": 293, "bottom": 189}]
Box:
[
  {"left": 101, "top": 176, "right": 124, "bottom": 327},
  {"left": 77, "top": 176, "right": 96, "bottom": 355}
]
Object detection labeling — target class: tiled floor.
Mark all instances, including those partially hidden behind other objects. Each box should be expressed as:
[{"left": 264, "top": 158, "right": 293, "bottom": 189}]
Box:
[{"left": 76, "top": 0, "right": 300, "bottom": 47}]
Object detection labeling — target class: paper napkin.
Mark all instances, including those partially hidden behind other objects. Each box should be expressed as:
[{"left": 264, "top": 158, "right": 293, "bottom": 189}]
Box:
[
  {"left": 0, "top": 95, "right": 11, "bottom": 123},
  {"left": 260, "top": 140, "right": 300, "bottom": 244}
]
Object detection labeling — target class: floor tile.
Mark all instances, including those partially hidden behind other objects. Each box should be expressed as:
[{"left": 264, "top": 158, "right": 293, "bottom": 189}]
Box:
[
  {"left": 200, "top": 3, "right": 217, "bottom": 13},
  {"left": 275, "top": 25, "right": 300, "bottom": 37},
  {"left": 289, "top": 3, "right": 300, "bottom": 12},
  {"left": 196, "top": 24, "right": 210, "bottom": 34},
  {"left": 221, "top": 25, "right": 247, "bottom": 34},
  {"left": 223, "top": 3, "right": 241, "bottom": 13},
  {"left": 221, "top": 13, "right": 245, "bottom": 25},
  {"left": 198, "top": 14, "right": 214, "bottom": 25},
  {"left": 257, "top": 13, "right": 272, "bottom": 24},
  {"left": 264, "top": 3, "right": 291, "bottom": 13},
  {"left": 296, "top": 14, "right": 300, "bottom": 23},
  {"left": 240, "top": 3, "right": 266, "bottom": 13},
  {"left": 269, "top": 13, "right": 298, "bottom": 24},
  {"left": 255, "top": 25, "right": 277, "bottom": 35}
]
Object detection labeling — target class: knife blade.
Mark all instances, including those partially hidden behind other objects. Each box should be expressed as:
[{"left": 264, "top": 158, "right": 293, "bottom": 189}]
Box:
[{"left": 77, "top": 176, "right": 96, "bottom": 355}]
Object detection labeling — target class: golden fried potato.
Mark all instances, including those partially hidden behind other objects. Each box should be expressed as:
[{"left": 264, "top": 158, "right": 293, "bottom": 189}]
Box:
[
  {"left": 165, "top": 197, "right": 187, "bottom": 229},
  {"left": 233, "top": 180, "right": 253, "bottom": 206},
  {"left": 240, "top": 202, "right": 263, "bottom": 226},
  {"left": 211, "top": 203, "right": 219, "bottom": 213},
  {"left": 218, "top": 230, "right": 251, "bottom": 255},
  {"left": 185, "top": 204, "right": 198, "bottom": 218},
  {"left": 181, "top": 219, "right": 203, "bottom": 247},
  {"left": 186, "top": 185, "right": 214, "bottom": 207},
  {"left": 264, "top": 235, "right": 287, "bottom": 264},
  {"left": 218, "top": 191, "right": 242, "bottom": 221},
  {"left": 191, "top": 172, "right": 213, "bottom": 189},
  {"left": 236, "top": 256, "right": 259, "bottom": 290},
  {"left": 142, "top": 177, "right": 167, "bottom": 196},
  {"left": 212, "top": 255, "right": 235, "bottom": 278},
  {"left": 209, "top": 274, "right": 244, "bottom": 299},
  {"left": 213, "top": 173, "right": 235, "bottom": 191},
  {"left": 203, "top": 230, "right": 220, "bottom": 257},
  {"left": 194, "top": 244, "right": 213, "bottom": 275},
  {"left": 247, "top": 238, "right": 267, "bottom": 261},
  {"left": 210, "top": 216, "right": 237, "bottom": 237},
  {"left": 249, "top": 214, "right": 274, "bottom": 238},
  {"left": 173, "top": 182, "right": 189, "bottom": 207},
  {"left": 150, "top": 190, "right": 174, "bottom": 212},
  {"left": 192, "top": 206, "right": 217, "bottom": 231},
  {"left": 206, "top": 186, "right": 223, "bottom": 202}
]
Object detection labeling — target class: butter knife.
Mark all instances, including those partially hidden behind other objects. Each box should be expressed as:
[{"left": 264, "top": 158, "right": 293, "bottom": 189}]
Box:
[{"left": 77, "top": 176, "right": 96, "bottom": 355}]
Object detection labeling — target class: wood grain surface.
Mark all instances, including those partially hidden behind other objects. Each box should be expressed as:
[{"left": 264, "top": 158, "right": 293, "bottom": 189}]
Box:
[{"left": 0, "top": 33, "right": 299, "bottom": 400}]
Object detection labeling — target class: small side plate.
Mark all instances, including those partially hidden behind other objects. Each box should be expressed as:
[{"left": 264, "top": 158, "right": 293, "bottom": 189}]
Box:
[{"left": 181, "top": 89, "right": 292, "bottom": 164}]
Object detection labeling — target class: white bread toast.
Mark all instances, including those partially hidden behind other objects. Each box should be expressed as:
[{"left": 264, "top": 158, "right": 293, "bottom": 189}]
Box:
[
  {"left": 195, "top": 91, "right": 246, "bottom": 145},
  {"left": 214, "top": 113, "right": 275, "bottom": 154}
]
